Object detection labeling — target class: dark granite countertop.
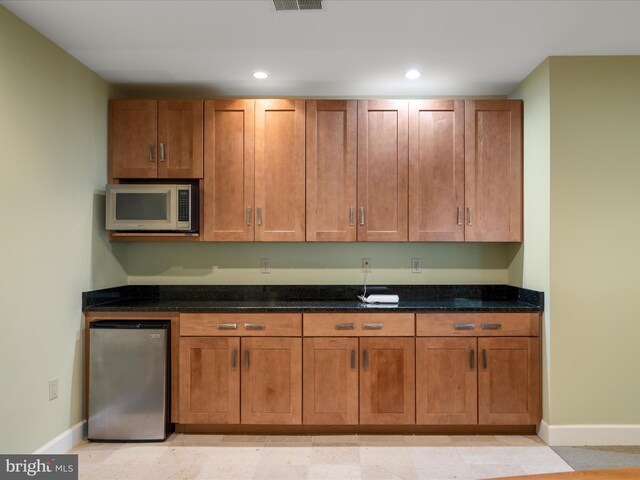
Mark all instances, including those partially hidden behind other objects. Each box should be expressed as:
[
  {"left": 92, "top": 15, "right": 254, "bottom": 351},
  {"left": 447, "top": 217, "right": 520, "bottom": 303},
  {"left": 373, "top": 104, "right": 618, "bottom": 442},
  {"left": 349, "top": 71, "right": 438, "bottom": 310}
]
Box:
[{"left": 83, "top": 284, "right": 543, "bottom": 313}]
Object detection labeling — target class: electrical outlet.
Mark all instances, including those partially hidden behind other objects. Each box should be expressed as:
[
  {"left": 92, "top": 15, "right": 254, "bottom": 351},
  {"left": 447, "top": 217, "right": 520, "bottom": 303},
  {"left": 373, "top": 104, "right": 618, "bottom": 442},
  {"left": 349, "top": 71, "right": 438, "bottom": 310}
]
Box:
[
  {"left": 260, "top": 258, "right": 271, "bottom": 274},
  {"left": 411, "top": 258, "right": 422, "bottom": 273},
  {"left": 362, "top": 258, "right": 371, "bottom": 273},
  {"left": 49, "top": 378, "right": 58, "bottom": 401}
]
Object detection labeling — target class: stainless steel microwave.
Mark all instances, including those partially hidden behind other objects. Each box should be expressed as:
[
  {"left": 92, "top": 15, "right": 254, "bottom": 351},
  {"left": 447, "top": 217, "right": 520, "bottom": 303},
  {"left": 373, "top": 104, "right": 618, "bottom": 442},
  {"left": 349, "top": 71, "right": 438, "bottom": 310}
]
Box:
[{"left": 105, "top": 184, "right": 198, "bottom": 232}]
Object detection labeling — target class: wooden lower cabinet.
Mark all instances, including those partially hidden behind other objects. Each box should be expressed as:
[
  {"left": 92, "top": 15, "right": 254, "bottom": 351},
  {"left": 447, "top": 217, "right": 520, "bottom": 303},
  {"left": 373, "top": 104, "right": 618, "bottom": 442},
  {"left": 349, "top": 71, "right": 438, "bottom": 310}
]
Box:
[
  {"left": 241, "top": 337, "right": 302, "bottom": 424},
  {"left": 478, "top": 337, "right": 541, "bottom": 425},
  {"left": 360, "top": 337, "right": 415, "bottom": 424},
  {"left": 303, "top": 337, "right": 359, "bottom": 425},
  {"left": 179, "top": 337, "right": 240, "bottom": 424},
  {"left": 416, "top": 337, "right": 477, "bottom": 425}
]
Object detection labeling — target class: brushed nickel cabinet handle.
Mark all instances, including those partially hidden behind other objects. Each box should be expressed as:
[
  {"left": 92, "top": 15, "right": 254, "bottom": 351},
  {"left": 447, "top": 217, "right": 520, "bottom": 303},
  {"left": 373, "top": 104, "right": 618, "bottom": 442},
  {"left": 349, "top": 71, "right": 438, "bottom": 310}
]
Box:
[
  {"left": 244, "top": 349, "right": 249, "bottom": 369},
  {"left": 363, "top": 323, "right": 383, "bottom": 330},
  {"left": 363, "top": 349, "right": 368, "bottom": 370},
  {"left": 149, "top": 144, "right": 155, "bottom": 162},
  {"left": 482, "top": 349, "right": 487, "bottom": 369},
  {"left": 247, "top": 207, "right": 252, "bottom": 226},
  {"left": 159, "top": 143, "right": 165, "bottom": 162},
  {"left": 360, "top": 207, "right": 365, "bottom": 226},
  {"left": 335, "top": 323, "right": 356, "bottom": 330},
  {"left": 349, "top": 207, "right": 355, "bottom": 226},
  {"left": 217, "top": 323, "right": 237, "bottom": 330},
  {"left": 467, "top": 208, "right": 473, "bottom": 226},
  {"left": 231, "top": 348, "right": 237, "bottom": 368},
  {"left": 351, "top": 349, "right": 356, "bottom": 370},
  {"left": 481, "top": 323, "right": 502, "bottom": 330},
  {"left": 457, "top": 207, "right": 463, "bottom": 226},
  {"left": 257, "top": 207, "right": 262, "bottom": 226},
  {"left": 470, "top": 349, "right": 475, "bottom": 369},
  {"left": 244, "top": 323, "right": 265, "bottom": 330},
  {"left": 454, "top": 323, "right": 475, "bottom": 330}
]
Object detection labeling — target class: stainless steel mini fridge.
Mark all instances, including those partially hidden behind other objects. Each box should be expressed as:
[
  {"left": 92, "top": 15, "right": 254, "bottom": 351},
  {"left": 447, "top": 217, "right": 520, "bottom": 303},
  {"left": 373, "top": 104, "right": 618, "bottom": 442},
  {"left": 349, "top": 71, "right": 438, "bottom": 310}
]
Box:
[{"left": 88, "top": 320, "right": 169, "bottom": 441}]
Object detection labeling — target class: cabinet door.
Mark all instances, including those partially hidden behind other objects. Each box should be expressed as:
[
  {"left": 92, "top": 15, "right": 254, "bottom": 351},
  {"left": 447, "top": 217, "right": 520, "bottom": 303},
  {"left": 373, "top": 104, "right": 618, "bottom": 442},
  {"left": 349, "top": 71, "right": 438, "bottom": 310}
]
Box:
[
  {"left": 306, "top": 100, "right": 357, "bottom": 242},
  {"left": 109, "top": 100, "right": 158, "bottom": 179},
  {"left": 203, "top": 100, "right": 255, "bottom": 241},
  {"left": 409, "top": 100, "right": 465, "bottom": 241},
  {"left": 357, "top": 100, "right": 409, "bottom": 241},
  {"left": 255, "top": 100, "right": 305, "bottom": 241},
  {"left": 157, "top": 100, "right": 203, "bottom": 178},
  {"left": 465, "top": 100, "right": 522, "bottom": 241},
  {"left": 179, "top": 337, "right": 240, "bottom": 424},
  {"left": 416, "top": 338, "right": 477, "bottom": 425},
  {"left": 360, "top": 337, "right": 415, "bottom": 424},
  {"left": 303, "top": 338, "right": 358, "bottom": 425},
  {"left": 478, "top": 337, "right": 541, "bottom": 425},
  {"left": 241, "top": 337, "right": 302, "bottom": 424}
]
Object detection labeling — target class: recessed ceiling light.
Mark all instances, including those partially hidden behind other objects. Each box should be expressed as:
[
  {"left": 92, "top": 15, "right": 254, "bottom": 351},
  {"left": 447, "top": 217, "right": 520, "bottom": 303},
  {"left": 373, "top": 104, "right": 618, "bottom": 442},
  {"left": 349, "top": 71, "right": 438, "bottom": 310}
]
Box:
[
  {"left": 253, "top": 71, "right": 269, "bottom": 79},
  {"left": 405, "top": 69, "right": 421, "bottom": 80}
]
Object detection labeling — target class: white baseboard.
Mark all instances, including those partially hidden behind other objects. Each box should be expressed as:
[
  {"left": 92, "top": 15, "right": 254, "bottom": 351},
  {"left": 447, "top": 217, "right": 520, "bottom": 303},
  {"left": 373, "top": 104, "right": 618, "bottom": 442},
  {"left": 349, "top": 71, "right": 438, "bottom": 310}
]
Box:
[
  {"left": 538, "top": 420, "right": 640, "bottom": 446},
  {"left": 34, "top": 420, "right": 87, "bottom": 454}
]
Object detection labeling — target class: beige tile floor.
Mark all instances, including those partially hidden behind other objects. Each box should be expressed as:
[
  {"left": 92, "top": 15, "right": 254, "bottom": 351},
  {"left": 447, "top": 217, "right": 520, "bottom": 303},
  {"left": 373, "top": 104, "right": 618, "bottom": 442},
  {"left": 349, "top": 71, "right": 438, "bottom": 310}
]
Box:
[{"left": 70, "top": 434, "right": 573, "bottom": 480}]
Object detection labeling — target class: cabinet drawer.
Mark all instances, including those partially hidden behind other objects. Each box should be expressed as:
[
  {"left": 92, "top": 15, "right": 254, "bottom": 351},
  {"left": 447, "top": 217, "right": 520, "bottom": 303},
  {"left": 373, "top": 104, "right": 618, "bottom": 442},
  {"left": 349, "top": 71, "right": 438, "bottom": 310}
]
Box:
[
  {"left": 180, "top": 313, "right": 301, "bottom": 336},
  {"left": 416, "top": 313, "right": 539, "bottom": 337},
  {"left": 303, "top": 313, "right": 415, "bottom": 336}
]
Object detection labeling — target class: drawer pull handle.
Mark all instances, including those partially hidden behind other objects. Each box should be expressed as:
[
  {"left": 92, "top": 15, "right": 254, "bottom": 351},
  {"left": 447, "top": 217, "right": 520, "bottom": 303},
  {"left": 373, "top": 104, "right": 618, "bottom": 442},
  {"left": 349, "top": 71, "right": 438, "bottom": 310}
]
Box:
[
  {"left": 244, "top": 349, "right": 249, "bottom": 369},
  {"left": 481, "top": 323, "right": 502, "bottom": 330},
  {"left": 217, "top": 323, "right": 237, "bottom": 330},
  {"left": 363, "top": 323, "right": 383, "bottom": 330},
  {"left": 244, "top": 323, "right": 265, "bottom": 330},
  {"left": 482, "top": 349, "right": 487, "bottom": 369},
  {"left": 470, "top": 349, "right": 475, "bottom": 369},
  {"left": 350, "top": 349, "right": 356, "bottom": 370},
  {"left": 363, "top": 349, "right": 368, "bottom": 370},
  {"left": 231, "top": 348, "right": 237, "bottom": 368},
  {"left": 336, "top": 323, "right": 356, "bottom": 330},
  {"left": 454, "top": 323, "right": 475, "bottom": 330}
]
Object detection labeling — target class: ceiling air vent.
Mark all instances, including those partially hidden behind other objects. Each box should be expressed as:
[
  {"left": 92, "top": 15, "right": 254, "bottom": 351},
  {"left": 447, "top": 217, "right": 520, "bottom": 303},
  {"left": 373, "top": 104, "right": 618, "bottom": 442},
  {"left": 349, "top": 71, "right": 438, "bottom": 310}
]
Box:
[{"left": 273, "top": 0, "right": 322, "bottom": 11}]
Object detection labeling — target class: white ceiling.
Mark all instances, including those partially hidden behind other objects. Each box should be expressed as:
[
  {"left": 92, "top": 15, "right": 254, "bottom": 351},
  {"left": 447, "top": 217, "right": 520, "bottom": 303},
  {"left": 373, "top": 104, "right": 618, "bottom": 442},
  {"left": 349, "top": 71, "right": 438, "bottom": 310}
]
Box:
[{"left": 2, "top": 0, "right": 640, "bottom": 97}]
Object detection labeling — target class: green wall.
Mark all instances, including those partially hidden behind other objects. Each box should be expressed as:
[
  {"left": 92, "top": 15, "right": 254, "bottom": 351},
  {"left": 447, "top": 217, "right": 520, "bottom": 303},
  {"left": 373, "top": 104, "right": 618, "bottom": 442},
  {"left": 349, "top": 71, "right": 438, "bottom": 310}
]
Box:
[
  {"left": 548, "top": 57, "right": 640, "bottom": 425},
  {"left": 0, "top": 7, "right": 126, "bottom": 453}
]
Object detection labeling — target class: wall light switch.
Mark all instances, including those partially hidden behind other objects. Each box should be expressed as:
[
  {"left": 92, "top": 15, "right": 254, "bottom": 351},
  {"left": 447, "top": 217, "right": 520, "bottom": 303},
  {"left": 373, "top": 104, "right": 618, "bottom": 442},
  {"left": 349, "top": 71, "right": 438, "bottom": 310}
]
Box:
[
  {"left": 49, "top": 378, "right": 58, "bottom": 401},
  {"left": 260, "top": 258, "right": 271, "bottom": 274},
  {"left": 411, "top": 258, "right": 422, "bottom": 273}
]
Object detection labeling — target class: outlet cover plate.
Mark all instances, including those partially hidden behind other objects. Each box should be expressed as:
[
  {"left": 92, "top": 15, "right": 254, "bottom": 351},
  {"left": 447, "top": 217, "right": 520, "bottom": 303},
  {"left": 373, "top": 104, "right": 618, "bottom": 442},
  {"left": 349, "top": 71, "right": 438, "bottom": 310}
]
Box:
[
  {"left": 411, "top": 258, "right": 422, "bottom": 273},
  {"left": 49, "top": 378, "right": 58, "bottom": 401},
  {"left": 260, "top": 258, "right": 271, "bottom": 274}
]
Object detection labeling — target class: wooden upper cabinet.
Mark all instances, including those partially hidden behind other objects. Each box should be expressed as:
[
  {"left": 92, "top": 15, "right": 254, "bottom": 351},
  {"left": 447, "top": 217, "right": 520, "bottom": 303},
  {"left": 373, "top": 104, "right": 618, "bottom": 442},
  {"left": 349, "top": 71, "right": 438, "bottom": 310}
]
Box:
[
  {"left": 306, "top": 100, "right": 357, "bottom": 242},
  {"left": 416, "top": 337, "right": 477, "bottom": 425},
  {"left": 465, "top": 100, "right": 522, "bottom": 241},
  {"left": 409, "top": 100, "right": 465, "bottom": 242},
  {"left": 255, "top": 99, "right": 305, "bottom": 241},
  {"left": 157, "top": 100, "right": 203, "bottom": 179},
  {"left": 109, "top": 100, "right": 158, "bottom": 179},
  {"left": 360, "top": 337, "right": 415, "bottom": 424},
  {"left": 303, "top": 337, "right": 359, "bottom": 425},
  {"left": 241, "top": 337, "right": 302, "bottom": 424},
  {"left": 109, "top": 99, "right": 203, "bottom": 180},
  {"left": 179, "top": 337, "right": 240, "bottom": 424},
  {"left": 203, "top": 100, "right": 255, "bottom": 241},
  {"left": 358, "top": 100, "right": 409, "bottom": 241},
  {"left": 478, "top": 337, "right": 541, "bottom": 425}
]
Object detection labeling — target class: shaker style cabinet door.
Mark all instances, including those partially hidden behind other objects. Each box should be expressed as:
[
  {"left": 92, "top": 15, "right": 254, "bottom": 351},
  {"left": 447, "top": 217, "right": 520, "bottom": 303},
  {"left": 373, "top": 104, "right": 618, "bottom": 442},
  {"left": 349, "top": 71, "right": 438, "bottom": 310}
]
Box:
[
  {"left": 409, "top": 100, "right": 465, "bottom": 241},
  {"left": 203, "top": 100, "right": 255, "bottom": 241},
  {"left": 416, "top": 337, "right": 477, "bottom": 425},
  {"left": 478, "top": 337, "right": 541, "bottom": 425},
  {"left": 241, "top": 337, "right": 302, "bottom": 424},
  {"left": 179, "top": 337, "right": 240, "bottom": 424},
  {"left": 303, "top": 337, "right": 359, "bottom": 425},
  {"left": 254, "top": 99, "right": 306, "bottom": 241},
  {"left": 357, "top": 100, "right": 409, "bottom": 241},
  {"left": 157, "top": 100, "right": 203, "bottom": 179},
  {"left": 359, "top": 337, "right": 415, "bottom": 424},
  {"left": 306, "top": 100, "right": 357, "bottom": 242},
  {"left": 109, "top": 100, "right": 158, "bottom": 179},
  {"left": 465, "top": 100, "right": 522, "bottom": 241}
]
